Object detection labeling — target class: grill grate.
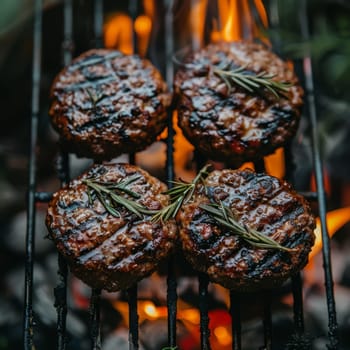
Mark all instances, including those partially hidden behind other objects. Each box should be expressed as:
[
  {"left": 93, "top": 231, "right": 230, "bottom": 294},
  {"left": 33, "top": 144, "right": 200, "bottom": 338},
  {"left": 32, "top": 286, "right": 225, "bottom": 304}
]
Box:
[{"left": 23, "top": 0, "right": 338, "bottom": 349}]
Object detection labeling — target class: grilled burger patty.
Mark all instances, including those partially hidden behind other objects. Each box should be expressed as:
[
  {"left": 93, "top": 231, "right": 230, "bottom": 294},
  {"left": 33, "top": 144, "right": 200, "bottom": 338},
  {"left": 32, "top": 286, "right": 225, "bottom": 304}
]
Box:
[
  {"left": 177, "top": 169, "right": 315, "bottom": 291},
  {"left": 50, "top": 49, "right": 171, "bottom": 160},
  {"left": 174, "top": 41, "right": 304, "bottom": 165},
  {"left": 46, "top": 163, "right": 177, "bottom": 291}
]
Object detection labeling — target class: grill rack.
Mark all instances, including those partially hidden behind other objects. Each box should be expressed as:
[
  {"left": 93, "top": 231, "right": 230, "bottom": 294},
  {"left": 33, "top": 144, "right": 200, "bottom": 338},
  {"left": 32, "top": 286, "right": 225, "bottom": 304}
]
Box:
[{"left": 23, "top": 0, "right": 338, "bottom": 349}]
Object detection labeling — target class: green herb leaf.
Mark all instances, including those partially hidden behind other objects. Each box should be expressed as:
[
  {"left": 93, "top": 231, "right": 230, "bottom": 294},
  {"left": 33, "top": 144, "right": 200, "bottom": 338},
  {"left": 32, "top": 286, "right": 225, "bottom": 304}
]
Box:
[
  {"left": 213, "top": 64, "right": 292, "bottom": 98},
  {"left": 200, "top": 201, "right": 296, "bottom": 253},
  {"left": 83, "top": 175, "right": 156, "bottom": 218},
  {"left": 151, "top": 164, "right": 211, "bottom": 222}
]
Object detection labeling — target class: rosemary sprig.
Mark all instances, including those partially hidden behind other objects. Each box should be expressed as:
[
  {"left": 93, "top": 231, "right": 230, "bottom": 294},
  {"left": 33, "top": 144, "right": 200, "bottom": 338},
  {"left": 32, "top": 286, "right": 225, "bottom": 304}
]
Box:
[
  {"left": 86, "top": 88, "right": 105, "bottom": 110},
  {"left": 213, "top": 64, "right": 291, "bottom": 99},
  {"left": 200, "top": 201, "right": 296, "bottom": 252},
  {"left": 152, "top": 164, "right": 211, "bottom": 222},
  {"left": 83, "top": 174, "right": 156, "bottom": 219}
]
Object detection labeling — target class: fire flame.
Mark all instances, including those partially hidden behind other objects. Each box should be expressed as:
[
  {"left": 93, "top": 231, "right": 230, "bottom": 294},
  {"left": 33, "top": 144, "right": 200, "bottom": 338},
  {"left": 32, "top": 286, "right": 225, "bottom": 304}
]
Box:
[
  {"left": 104, "top": 13, "right": 133, "bottom": 54},
  {"left": 309, "top": 207, "right": 350, "bottom": 260},
  {"left": 104, "top": 0, "right": 154, "bottom": 55},
  {"left": 214, "top": 0, "right": 269, "bottom": 44}
]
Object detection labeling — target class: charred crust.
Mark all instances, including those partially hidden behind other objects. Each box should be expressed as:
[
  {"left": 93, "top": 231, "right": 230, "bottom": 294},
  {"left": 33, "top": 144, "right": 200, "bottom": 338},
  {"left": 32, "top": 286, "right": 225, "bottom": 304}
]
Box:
[
  {"left": 46, "top": 163, "right": 178, "bottom": 291},
  {"left": 174, "top": 41, "right": 304, "bottom": 165},
  {"left": 177, "top": 169, "right": 315, "bottom": 292},
  {"left": 50, "top": 49, "right": 171, "bottom": 161}
]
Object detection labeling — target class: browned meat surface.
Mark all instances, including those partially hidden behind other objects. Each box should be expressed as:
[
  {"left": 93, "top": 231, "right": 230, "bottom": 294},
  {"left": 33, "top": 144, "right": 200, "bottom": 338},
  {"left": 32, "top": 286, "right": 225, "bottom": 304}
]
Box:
[
  {"left": 46, "top": 163, "right": 177, "bottom": 291},
  {"left": 50, "top": 49, "right": 171, "bottom": 160},
  {"left": 174, "top": 41, "right": 304, "bottom": 165},
  {"left": 177, "top": 169, "right": 315, "bottom": 291}
]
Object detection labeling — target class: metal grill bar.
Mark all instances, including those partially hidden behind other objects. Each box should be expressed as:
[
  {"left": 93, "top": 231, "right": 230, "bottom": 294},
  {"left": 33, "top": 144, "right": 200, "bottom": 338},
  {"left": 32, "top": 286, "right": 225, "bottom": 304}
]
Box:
[
  {"left": 90, "top": 288, "right": 102, "bottom": 350},
  {"left": 22, "top": 1, "right": 340, "bottom": 349},
  {"left": 254, "top": 158, "right": 265, "bottom": 173},
  {"left": 55, "top": 1, "right": 74, "bottom": 349},
  {"left": 23, "top": 0, "right": 42, "bottom": 348},
  {"left": 34, "top": 191, "right": 53, "bottom": 202},
  {"left": 284, "top": 140, "right": 306, "bottom": 340},
  {"left": 199, "top": 274, "right": 210, "bottom": 349},
  {"left": 230, "top": 291, "right": 242, "bottom": 350},
  {"left": 128, "top": 285, "right": 139, "bottom": 349},
  {"left": 86, "top": 3, "right": 105, "bottom": 348},
  {"left": 263, "top": 293, "right": 272, "bottom": 350},
  {"left": 164, "top": 1, "right": 178, "bottom": 348},
  {"left": 298, "top": 0, "right": 338, "bottom": 348},
  {"left": 94, "top": 0, "right": 104, "bottom": 49},
  {"left": 292, "top": 273, "right": 304, "bottom": 334},
  {"left": 128, "top": 0, "right": 138, "bottom": 53},
  {"left": 54, "top": 254, "right": 68, "bottom": 350}
]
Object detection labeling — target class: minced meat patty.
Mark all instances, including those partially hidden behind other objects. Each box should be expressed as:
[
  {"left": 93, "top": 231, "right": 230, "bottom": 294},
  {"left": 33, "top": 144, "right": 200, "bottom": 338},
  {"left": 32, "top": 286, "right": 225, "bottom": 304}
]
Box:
[
  {"left": 50, "top": 49, "right": 171, "bottom": 160},
  {"left": 174, "top": 41, "right": 304, "bottom": 165},
  {"left": 46, "top": 163, "right": 177, "bottom": 291},
  {"left": 177, "top": 168, "right": 315, "bottom": 291}
]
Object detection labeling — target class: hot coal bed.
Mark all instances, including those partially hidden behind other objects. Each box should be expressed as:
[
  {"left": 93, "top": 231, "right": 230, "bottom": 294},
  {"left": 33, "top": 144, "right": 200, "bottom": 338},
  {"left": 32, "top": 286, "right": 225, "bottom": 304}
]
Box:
[{"left": 0, "top": 0, "right": 348, "bottom": 349}]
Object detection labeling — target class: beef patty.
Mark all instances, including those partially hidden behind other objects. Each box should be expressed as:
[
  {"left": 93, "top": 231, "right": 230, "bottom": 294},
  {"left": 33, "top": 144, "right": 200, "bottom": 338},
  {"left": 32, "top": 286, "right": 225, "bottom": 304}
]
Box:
[
  {"left": 177, "top": 168, "right": 315, "bottom": 291},
  {"left": 46, "top": 163, "right": 177, "bottom": 291},
  {"left": 50, "top": 49, "right": 171, "bottom": 160},
  {"left": 174, "top": 41, "right": 304, "bottom": 165}
]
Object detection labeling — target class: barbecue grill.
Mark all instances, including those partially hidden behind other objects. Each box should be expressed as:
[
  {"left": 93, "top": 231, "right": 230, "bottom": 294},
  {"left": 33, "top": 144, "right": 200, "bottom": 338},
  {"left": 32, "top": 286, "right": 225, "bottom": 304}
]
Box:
[{"left": 23, "top": 0, "right": 338, "bottom": 349}]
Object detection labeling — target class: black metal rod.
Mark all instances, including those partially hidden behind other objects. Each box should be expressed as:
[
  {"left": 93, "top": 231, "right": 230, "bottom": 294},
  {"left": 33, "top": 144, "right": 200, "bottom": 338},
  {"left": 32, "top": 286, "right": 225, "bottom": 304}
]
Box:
[
  {"left": 299, "top": 0, "right": 338, "bottom": 348},
  {"left": 284, "top": 143, "right": 296, "bottom": 183},
  {"left": 55, "top": 254, "right": 68, "bottom": 350},
  {"left": 263, "top": 293, "right": 272, "bottom": 350},
  {"left": 128, "top": 0, "right": 138, "bottom": 53},
  {"left": 199, "top": 274, "right": 211, "bottom": 350},
  {"left": 90, "top": 288, "right": 102, "bottom": 350},
  {"left": 128, "top": 285, "right": 139, "bottom": 349},
  {"left": 23, "top": 0, "right": 42, "bottom": 348},
  {"left": 62, "top": 0, "right": 73, "bottom": 67},
  {"left": 230, "top": 291, "right": 241, "bottom": 350},
  {"left": 167, "top": 257, "right": 177, "bottom": 348},
  {"left": 34, "top": 191, "right": 53, "bottom": 202},
  {"left": 254, "top": 158, "right": 265, "bottom": 173},
  {"left": 94, "top": 0, "right": 104, "bottom": 48},
  {"left": 164, "top": 0, "right": 177, "bottom": 347},
  {"left": 54, "top": 1, "right": 73, "bottom": 348},
  {"left": 292, "top": 273, "right": 304, "bottom": 335},
  {"left": 298, "top": 191, "right": 318, "bottom": 201}
]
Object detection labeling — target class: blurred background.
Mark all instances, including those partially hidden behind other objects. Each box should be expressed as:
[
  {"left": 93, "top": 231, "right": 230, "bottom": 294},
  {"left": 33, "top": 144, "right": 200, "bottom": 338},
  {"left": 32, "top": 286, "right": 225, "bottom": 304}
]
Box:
[{"left": 0, "top": 0, "right": 350, "bottom": 349}]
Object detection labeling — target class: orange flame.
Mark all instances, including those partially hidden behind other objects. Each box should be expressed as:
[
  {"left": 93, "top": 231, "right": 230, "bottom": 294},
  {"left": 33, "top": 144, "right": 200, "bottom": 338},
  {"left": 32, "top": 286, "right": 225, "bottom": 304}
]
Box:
[
  {"left": 215, "top": 0, "right": 270, "bottom": 44},
  {"left": 219, "top": 0, "right": 241, "bottom": 41},
  {"left": 264, "top": 147, "right": 285, "bottom": 179},
  {"left": 104, "top": 0, "right": 154, "bottom": 55},
  {"left": 134, "top": 15, "right": 152, "bottom": 57},
  {"left": 104, "top": 13, "right": 133, "bottom": 54},
  {"left": 190, "top": 0, "right": 208, "bottom": 49},
  {"left": 214, "top": 326, "right": 232, "bottom": 346},
  {"left": 309, "top": 207, "right": 350, "bottom": 260}
]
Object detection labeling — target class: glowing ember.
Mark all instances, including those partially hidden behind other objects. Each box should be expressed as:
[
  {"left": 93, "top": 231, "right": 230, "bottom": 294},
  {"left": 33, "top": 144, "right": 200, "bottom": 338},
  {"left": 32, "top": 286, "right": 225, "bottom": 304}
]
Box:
[
  {"left": 143, "top": 301, "right": 159, "bottom": 319},
  {"left": 214, "top": 325, "right": 232, "bottom": 346},
  {"left": 181, "top": 309, "right": 200, "bottom": 325}
]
